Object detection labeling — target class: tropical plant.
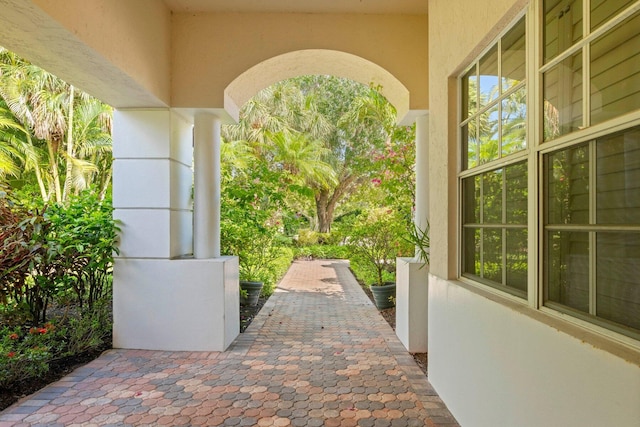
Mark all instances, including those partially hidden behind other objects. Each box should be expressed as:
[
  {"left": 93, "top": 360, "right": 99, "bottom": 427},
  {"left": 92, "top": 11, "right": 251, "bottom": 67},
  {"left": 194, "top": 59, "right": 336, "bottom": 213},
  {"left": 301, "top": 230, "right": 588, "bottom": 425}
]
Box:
[
  {"left": 348, "top": 208, "right": 413, "bottom": 286},
  {"left": 0, "top": 47, "right": 112, "bottom": 204}
]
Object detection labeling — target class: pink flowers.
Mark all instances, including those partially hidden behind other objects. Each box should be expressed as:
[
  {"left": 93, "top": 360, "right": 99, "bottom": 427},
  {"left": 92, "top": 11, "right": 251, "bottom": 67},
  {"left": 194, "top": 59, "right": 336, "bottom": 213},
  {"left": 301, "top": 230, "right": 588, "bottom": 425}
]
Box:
[
  {"left": 371, "top": 178, "right": 382, "bottom": 187},
  {"left": 9, "top": 333, "right": 18, "bottom": 340}
]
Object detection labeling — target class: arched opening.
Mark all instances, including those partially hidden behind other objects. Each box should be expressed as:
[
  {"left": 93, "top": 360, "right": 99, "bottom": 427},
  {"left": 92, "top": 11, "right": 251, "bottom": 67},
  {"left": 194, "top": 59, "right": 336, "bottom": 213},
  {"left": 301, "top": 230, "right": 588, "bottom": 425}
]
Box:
[{"left": 224, "top": 50, "right": 411, "bottom": 124}]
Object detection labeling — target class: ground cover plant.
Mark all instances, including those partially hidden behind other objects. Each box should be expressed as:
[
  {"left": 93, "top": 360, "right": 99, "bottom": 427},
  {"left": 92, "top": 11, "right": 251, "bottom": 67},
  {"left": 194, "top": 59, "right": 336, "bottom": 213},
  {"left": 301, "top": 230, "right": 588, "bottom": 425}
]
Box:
[{"left": 0, "top": 188, "right": 117, "bottom": 409}]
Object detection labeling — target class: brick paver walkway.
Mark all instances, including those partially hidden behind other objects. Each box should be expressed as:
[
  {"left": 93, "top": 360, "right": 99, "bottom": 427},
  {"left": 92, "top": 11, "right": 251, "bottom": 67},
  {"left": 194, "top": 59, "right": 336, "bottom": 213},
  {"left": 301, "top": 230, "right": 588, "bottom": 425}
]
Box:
[{"left": 0, "top": 260, "right": 458, "bottom": 427}]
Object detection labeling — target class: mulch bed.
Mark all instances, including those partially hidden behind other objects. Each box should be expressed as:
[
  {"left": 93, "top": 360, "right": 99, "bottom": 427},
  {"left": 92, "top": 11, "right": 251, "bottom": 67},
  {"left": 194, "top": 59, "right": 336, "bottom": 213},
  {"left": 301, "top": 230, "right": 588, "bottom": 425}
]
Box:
[{"left": 0, "top": 346, "right": 109, "bottom": 411}]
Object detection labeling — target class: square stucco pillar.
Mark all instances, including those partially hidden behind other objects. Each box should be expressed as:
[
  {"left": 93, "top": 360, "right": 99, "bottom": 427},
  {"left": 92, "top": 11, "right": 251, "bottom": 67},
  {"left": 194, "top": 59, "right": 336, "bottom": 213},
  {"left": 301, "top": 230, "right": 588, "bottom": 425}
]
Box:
[
  {"left": 395, "top": 114, "right": 430, "bottom": 353},
  {"left": 112, "top": 109, "right": 239, "bottom": 351}
]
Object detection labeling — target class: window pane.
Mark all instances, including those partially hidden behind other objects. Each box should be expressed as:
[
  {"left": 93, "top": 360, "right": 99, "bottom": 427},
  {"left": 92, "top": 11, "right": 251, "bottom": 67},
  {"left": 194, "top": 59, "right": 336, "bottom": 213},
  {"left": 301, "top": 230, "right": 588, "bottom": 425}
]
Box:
[
  {"left": 502, "top": 86, "right": 527, "bottom": 156},
  {"left": 501, "top": 17, "right": 526, "bottom": 92},
  {"left": 462, "top": 123, "right": 476, "bottom": 170},
  {"left": 543, "top": 51, "right": 583, "bottom": 141},
  {"left": 479, "top": 104, "right": 499, "bottom": 164},
  {"left": 591, "top": 0, "right": 635, "bottom": 31},
  {"left": 463, "top": 175, "right": 481, "bottom": 224},
  {"left": 590, "top": 12, "right": 640, "bottom": 126},
  {"left": 546, "top": 145, "right": 589, "bottom": 224},
  {"left": 462, "top": 65, "right": 478, "bottom": 118},
  {"left": 506, "top": 161, "right": 528, "bottom": 224},
  {"left": 597, "top": 232, "right": 640, "bottom": 331},
  {"left": 597, "top": 126, "right": 640, "bottom": 223},
  {"left": 546, "top": 231, "right": 589, "bottom": 313},
  {"left": 506, "top": 229, "right": 528, "bottom": 293},
  {"left": 463, "top": 227, "right": 481, "bottom": 277},
  {"left": 483, "top": 169, "right": 503, "bottom": 223},
  {"left": 483, "top": 229, "right": 503, "bottom": 283},
  {"left": 479, "top": 46, "right": 499, "bottom": 107},
  {"left": 544, "top": 0, "right": 583, "bottom": 63}
]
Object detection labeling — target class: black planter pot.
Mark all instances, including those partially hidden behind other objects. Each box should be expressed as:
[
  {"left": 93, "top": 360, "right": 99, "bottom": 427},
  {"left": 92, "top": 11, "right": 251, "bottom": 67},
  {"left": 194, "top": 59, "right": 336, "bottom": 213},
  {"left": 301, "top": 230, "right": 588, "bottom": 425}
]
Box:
[
  {"left": 370, "top": 282, "right": 396, "bottom": 309},
  {"left": 240, "top": 281, "right": 264, "bottom": 306}
]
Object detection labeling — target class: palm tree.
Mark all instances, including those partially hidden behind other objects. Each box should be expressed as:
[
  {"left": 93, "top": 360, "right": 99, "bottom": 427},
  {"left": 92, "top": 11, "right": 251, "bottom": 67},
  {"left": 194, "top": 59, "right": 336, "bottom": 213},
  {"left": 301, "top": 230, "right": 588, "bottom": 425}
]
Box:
[{"left": 0, "top": 47, "right": 112, "bottom": 203}]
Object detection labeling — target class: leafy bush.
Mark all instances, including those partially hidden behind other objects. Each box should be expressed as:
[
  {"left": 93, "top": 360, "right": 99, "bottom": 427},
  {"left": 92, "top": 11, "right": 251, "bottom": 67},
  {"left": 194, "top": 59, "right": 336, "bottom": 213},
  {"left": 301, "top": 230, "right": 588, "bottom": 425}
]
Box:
[
  {"left": 45, "top": 191, "right": 119, "bottom": 310},
  {"left": 347, "top": 208, "right": 413, "bottom": 286},
  {"left": 0, "top": 189, "right": 118, "bottom": 323}
]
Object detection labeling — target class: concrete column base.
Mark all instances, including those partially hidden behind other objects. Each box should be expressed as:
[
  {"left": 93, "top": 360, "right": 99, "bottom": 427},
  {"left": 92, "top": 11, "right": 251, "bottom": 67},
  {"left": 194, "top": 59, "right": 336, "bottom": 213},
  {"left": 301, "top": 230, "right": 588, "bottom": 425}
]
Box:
[
  {"left": 396, "top": 257, "right": 429, "bottom": 353},
  {"left": 113, "top": 256, "right": 239, "bottom": 351}
]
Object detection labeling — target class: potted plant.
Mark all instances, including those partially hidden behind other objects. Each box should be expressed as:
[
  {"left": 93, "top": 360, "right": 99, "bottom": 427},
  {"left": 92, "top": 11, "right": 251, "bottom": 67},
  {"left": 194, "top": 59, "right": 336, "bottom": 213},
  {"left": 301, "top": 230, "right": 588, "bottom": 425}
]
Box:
[{"left": 348, "top": 208, "right": 413, "bottom": 309}]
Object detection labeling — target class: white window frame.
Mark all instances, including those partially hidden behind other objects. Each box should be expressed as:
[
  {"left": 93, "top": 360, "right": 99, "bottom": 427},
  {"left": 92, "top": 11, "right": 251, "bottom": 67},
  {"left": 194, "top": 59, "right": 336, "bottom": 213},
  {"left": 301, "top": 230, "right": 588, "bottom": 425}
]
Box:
[{"left": 458, "top": 0, "right": 640, "bottom": 349}]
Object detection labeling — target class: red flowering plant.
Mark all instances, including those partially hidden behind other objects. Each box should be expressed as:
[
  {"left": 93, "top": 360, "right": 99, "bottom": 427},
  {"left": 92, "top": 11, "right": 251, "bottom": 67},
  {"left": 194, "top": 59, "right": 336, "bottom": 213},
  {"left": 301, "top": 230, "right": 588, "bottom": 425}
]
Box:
[{"left": 0, "top": 323, "right": 60, "bottom": 387}]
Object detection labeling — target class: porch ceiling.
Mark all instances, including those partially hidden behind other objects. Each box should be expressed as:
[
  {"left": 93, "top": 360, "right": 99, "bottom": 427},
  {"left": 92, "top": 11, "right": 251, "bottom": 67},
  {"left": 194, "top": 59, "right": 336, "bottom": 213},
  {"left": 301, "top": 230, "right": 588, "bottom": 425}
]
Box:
[{"left": 163, "top": 0, "right": 428, "bottom": 14}]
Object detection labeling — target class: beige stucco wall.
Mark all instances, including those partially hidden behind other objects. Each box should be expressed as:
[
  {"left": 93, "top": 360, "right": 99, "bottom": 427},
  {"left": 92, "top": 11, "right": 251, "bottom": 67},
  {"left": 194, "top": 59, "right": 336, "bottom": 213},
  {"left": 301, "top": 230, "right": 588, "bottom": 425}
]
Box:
[
  {"left": 30, "top": 0, "right": 172, "bottom": 107},
  {"left": 171, "top": 12, "right": 428, "bottom": 111},
  {"left": 428, "top": 0, "right": 526, "bottom": 279}
]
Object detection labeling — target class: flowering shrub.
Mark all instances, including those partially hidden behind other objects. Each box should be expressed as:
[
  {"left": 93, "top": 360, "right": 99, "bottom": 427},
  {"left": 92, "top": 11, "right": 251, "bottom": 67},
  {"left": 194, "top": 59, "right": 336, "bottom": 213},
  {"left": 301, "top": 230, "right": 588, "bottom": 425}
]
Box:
[{"left": 0, "top": 324, "right": 58, "bottom": 387}]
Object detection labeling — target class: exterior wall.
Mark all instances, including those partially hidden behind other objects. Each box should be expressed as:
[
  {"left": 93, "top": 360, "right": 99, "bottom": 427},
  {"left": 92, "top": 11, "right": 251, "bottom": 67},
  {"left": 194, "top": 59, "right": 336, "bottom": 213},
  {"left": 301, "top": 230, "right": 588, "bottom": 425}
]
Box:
[
  {"left": 427, "top": 0, "right": 640, "bottom": 425},
  {"left": 171, "top": 12, "right": 428, "bottom": 111},
  {"left": 429, "top": 275, "right": 640, "bottom": 426}
]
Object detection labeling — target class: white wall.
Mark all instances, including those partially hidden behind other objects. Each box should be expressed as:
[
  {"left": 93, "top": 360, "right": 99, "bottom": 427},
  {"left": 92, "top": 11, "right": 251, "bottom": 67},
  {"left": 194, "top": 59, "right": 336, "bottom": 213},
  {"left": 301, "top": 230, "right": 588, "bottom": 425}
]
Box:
[{"left": 428, "top": 275, "right": 640, "bottom": 427}]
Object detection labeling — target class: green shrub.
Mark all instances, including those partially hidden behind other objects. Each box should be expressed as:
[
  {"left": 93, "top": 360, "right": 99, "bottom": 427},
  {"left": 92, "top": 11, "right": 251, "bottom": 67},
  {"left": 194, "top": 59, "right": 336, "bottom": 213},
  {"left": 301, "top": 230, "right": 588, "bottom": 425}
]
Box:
[{"left": 347, "top": 207, "right": 413, "bottom": 286}]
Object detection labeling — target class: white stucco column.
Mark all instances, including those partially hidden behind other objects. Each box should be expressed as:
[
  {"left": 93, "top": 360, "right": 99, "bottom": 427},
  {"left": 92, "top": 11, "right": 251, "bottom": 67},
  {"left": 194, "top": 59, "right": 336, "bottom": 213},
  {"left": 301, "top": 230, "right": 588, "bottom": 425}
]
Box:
[
  {"left": 193, "top": 112, "right": 221, "bottom": 258},
  {"left": 415, "top": 114, "right": 430, "bottom": 237}
]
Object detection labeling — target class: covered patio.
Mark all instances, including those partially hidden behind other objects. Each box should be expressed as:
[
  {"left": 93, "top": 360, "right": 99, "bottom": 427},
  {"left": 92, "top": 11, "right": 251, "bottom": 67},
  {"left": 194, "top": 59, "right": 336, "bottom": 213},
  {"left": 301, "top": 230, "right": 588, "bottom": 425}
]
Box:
[{"left": 0, "top": 1, "right": 638, "bottom": 425}]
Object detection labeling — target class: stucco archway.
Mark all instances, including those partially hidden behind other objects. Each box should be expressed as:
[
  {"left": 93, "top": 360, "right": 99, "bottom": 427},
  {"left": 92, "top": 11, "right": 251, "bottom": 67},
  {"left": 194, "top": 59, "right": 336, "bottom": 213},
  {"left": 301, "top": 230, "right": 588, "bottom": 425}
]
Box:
[{"left": 224, "top": 49, "right": 410, "bottom": 123}]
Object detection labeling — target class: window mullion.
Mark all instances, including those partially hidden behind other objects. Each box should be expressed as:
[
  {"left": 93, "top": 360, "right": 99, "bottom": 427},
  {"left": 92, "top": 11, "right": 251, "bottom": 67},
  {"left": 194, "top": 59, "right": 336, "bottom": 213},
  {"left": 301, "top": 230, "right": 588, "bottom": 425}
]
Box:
[
  {"left": 502, "top": 169, "right": 507, "bottom": 286},
  {"left": 530, "top": 1, "right": 541, "bottom": 309},
  {"left": 588, "top": 140, "right": 597, "bottom": 316}
]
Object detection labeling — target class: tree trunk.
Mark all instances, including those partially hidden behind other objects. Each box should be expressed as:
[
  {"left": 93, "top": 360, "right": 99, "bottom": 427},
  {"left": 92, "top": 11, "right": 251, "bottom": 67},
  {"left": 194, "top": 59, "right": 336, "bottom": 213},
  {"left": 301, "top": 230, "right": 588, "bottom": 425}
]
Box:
[
  {"left": 47, "top": 139, "right": 62, "bottom": 204},
  {"left": 314, "top": 173, "right": 359, "bottom": 233},
  {"left": 315, "top": 190, "right": 332, "bottom": 233},
  {"left": 62, "top": 85, "right": 75, "bottom": 202}
]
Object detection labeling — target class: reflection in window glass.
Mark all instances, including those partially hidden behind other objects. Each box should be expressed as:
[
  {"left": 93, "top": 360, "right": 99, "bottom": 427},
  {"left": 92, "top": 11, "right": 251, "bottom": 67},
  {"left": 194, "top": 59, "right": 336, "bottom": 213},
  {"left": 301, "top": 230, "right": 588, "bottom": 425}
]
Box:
[
  {"left": 597, "top": 232, "right": 640, "bottom": 331},
  {"left": 501, "top": 17, "right": 526, "bottom": 92},
  {"left": 546, "top": 231, "right": 589, "bottom": 312},
  {"left": 591, "top": 0, "right": 635, "bottom": 31},
  {"left": 479, "top": 46, "right": 499, "bottom": 107},
  {"left": 479, "top": 105, "right": 499, "bottom": 164},
  {"left": 463, "top": 122, "right": 478, "bottom": 169},
  {"left": 461, "top": 164, "right": 528, "bottom": 295},
  {"left": 463, "top": 175, "right": 481, "bottom": 224},
  {"left": 506, "top": 229, "right": 528, "bottom": 292},
  {"left": 591, "top": 12, "right": 640, "bottom": 126},
  {"left": 543, "top": 51, "right": 583, "bottom": 141},
  {"left": 483, "top": 169, "right": 503, "bottom": 223},
  {"left": 462, "top": 65, "right": 478, "bottom": 118},
  {"left": 596, "top": 126, "right": 640, "bottom": 224},
  {"left": 483, "top": 229, "right": 503, "bottom": 283},
  {"left": 544, "top": 0, "right": 583, "bottom": 63},
  {"left": 506, "top": 162, "right": 528, "bottom": 224},
  {"left": 546, "top": 144, "right": 589, "bottom": 224},
  {"left": 502, "top": 86, "right": 527, "bottom": 156},
  {"left": 463, "top": 227, "right": 481, "bottom": 277}
]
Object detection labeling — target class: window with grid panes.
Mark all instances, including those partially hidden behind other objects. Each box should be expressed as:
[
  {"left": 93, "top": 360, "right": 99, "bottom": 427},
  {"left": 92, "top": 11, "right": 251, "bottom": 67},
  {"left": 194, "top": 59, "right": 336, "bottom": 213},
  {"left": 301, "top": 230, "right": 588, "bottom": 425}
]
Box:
[
  {"left": 460, "top": 16, "right": 528, "bottom": 297},
  {"left": 542, "top": 0, "right": 640, "bottom": 339}
]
